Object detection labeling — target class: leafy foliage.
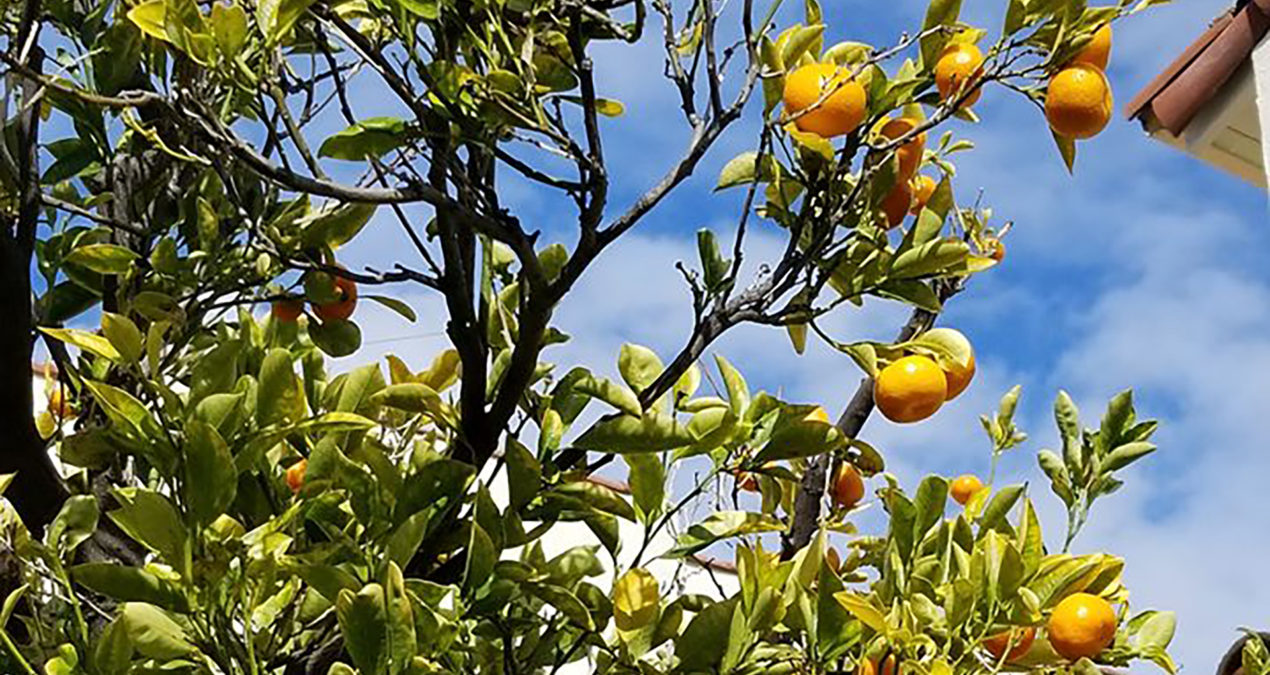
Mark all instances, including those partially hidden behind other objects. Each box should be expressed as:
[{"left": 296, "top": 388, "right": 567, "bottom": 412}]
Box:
[{"left": 0, "top": 0, "right": 1179, "bottom": 669}]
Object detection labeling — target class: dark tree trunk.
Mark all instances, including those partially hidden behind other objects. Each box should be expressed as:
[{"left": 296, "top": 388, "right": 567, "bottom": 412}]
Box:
[{"left": 0, "top": 44, "right": 71, "bottom": 536}]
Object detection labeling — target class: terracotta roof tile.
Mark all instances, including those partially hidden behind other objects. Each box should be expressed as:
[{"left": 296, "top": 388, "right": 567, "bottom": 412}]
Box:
[{"left": 1126, "top": 1, "right": 1270, "bottom": 135}]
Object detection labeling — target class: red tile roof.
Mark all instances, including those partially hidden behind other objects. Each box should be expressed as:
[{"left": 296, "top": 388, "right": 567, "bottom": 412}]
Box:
[{"left": 1126, "top": 0, "right": 1270, "bottom": 135}]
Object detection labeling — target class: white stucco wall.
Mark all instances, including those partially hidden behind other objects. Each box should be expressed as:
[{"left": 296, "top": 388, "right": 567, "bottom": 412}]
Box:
[{"left": 1253, "top": 33, "right": 1270, "bottom": 188}]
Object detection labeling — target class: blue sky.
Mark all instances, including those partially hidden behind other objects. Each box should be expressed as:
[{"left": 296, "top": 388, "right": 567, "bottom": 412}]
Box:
[
  {"left": 330, "top": 0, "right": 1270, "bottom": 670},
  {"left": 31, "top": 0, "right": 1270, "bottom": 669}
]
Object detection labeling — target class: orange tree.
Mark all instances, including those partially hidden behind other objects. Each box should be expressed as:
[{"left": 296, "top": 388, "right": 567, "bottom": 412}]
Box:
[{"left": 0, "top": 0, "right": 1178, "bottom": 671}]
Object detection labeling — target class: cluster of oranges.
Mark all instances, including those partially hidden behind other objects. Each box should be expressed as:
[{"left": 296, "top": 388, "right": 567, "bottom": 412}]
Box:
[
  {"left": 779, "top": 41, "right": 988, "bottom": 233},
  {"left": 1046, "top": 24, "right": 1115, "bottom": 140},
  {"left": 979, "top": 592, "right": 1119, "bottom": 664},
  {"left": 873, "top": 328, "right": 975, "bottom": 424},
  {"left": 271, "top": 272, "right": 359, "bottom": 324}
]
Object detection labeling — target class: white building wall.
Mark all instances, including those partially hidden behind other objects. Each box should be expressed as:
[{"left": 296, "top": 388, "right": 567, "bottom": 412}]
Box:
[{"left": 1254, "top": 34, "right": 1270, "bottom": 188}]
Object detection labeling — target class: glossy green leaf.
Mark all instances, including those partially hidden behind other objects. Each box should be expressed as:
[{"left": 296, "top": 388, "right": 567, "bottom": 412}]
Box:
[
  {"left": 120, "top": 603, "right": 196, "bottom": 660},
  {"left": 573, "top": 412, "right": 694, "bottom": 453},
  {"left": 183, "top": 420, "right": 237, "bottom": 524},
  {"left": 319, "top": 117, "right": 408, "bottom": 160},
  {"left": 65, "top": 243, "right": 138, "bottom": 275},
  {"left": 40, "top": 327, "right": 120, "bottom": 361}
]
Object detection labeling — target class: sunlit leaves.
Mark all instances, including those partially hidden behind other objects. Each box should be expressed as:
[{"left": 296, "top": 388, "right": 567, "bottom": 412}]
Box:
[{"left": 319, "top": 118, "right": 408, "bottom": 161}]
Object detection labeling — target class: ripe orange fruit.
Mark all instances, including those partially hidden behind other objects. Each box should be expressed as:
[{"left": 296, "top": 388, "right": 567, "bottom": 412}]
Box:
[
  {"left": 825, "top": 546, "right": 841, "bottom": 573},
  {"left": 831, "top": 464, "right": 865, "bottom": 509},
  {"left": 880, "top": 179, "right": 913, "bottom": 229},
  {"left": 984, "top": 237, "right": 1005, "bottom": 262},
  {"left": 950, "top": 474, "right": 984, "bottom": 505},
  {"left": 311, "top": 275, "right": 358, "bottom": 322},
  {"left": 984, "top": 626, "right": 1036, "bottom": 662},
  {"left": 910, "top": 175, "right": 937, "bottom": 215},
  {"left": 934, "top": 43, "right": 984, "bottom": 108},
  {"left": 1045, "top": 64, "right": 1113, "bottom": 140},
  {"left": 880, "top": 655, "right": 897, "bottom": 675},
  {"left": 272, "top": 298, "right": 305, "bottom": 322},
  {"left": 857, "top": 659, "right": 876, "bottom": 675},
  {"left": 1070, "top": 24, "right": 1112, "bottom": 71},
  {"left": 920, "top": 327, "right": 975, "bottom": 400},
  {"left": 783, "top": 63, "right": 868, "bottom": 138},
  {"left": 879, "top": 117, "right": 925, "bottom": 179},
  {"left": 1048, "top": 593, "right": 1117, "bottom": 660},
  {"left": 874, "top": 355, "right": 947, "bottom": 423},
  {"left": 286, "top": 458, "right": 308, "bottom": 494}
]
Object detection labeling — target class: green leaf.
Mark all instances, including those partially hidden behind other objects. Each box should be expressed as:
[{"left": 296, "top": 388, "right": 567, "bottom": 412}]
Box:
[
  {"left": 126, "top": 1, "right": 167, "bottom": 40},
  {"left": 669, "top": 511, "right": 784, "bottom": 557},
  {"left": 310, "top": 319, "right": 362, "bottom": 357},
  {"left": 715, "top": 151, "right": 779, "bottom": 191},
  {"left": 911, "top": 475, "right": 949, "bottom": 543},
  {"left": 1103, "top": 441, "right": 1156, "bottom": 472},
  {"left": 48, "top": 495, "right": 99, "bottom": 554},
  {"left": 890, "top": 238, "right": 970, "bottom": 279},
  {"left": 1055, "top": 390, "right": 1083, "bottom": 476},
  {"left": 183, "top": 421, "right": 237, "bottom": 524},
  {"left": 574, "top": 374, "right": 642, "bottom": 417},
  {"left": 92, "top": 616, "right": 133, "bottom": 675},
  {"left": 697, "top": 229, "right": 732, "bottom": 292},
  {"left": 40, "top": 281, "right": 101, "bottom": 323},
  {"left": 1019, "top": 499, "right": 1044, "bottom": 578},
  {"left": 120, "top": 603, "right": 195, "bottom": 660},
  {"left": 834, "top": 591, "right": 888, "bottom": 634},
  {"left": 296, "top": 565, "right": 361, "bottom": 604},
  {"left": 1004, "top": 0, "right": 1027, "bottom": 33},
  {"left": 209, "top": 1, "right": 248, "bottom": 57},
  {"left": 65, "top": 243, "right": 139, "bottom": 275},
  {"left": 574, "top": 412, "right": 695, "bottom": 453},
  {"left": 714, "top": 354, "right": 750, "bottom": 416},
  {"left": 337, "top": 585, "right": 388, "bottom": 673},
  {"left": 371, "top": 382, "right": 447, "bottom": 418},
  {"left": 365, "top": 295, "right": 417, "bottom": 322},
  {"left": 300, "top": 202, "right": 377, "bottom": 248},
  {"left": 257, "top": 0, "right": 315, "bottom": 44},
  {"left": 787, "top": 124, "right": 836, "bottom": 161},
  {"left": 101, "top": 312, "right": 143, "bottom": 364},
  {"left": 921, "top": 0, "right": 963, "bottom": 65},
  {"left": 1137, "top": 611, "right": 1176, "bottom": 651},
  {"left": 528, "top": 583, "right": 594, "bottom": 630},
  {"left": 39, "top": 327, "right": 120, "bottom": 361},
  {"left": 781, "top": 24, "right": 825, "bottom": 65},
  {"left": 318, "top": 117, "right": 408, "bottom": 160},
  {"left": 625, "top": 454, "right": 665, "bottom": 523},
  {"left": 980, "top": 531, "right": 1024, "bottom": 604},
  {"left": 463, "top": 523, "right": 496, "bottom": 590},
  {"left": 109, "top": 488, "right": 188, "bottom": 573},
  {"left": 504, "top": 439, "right": 541, "bottom": 511},
  {"left": 978, "top": 485, "right": 1024, "bottom": 533},
  {"left": 618, "top": 344, "right": 664, "bottom": 394},
  {"left": 549, "top": 481, "right": 636, "bottom": 522},
  {"left": 1038, "top": 449, "right": 1074, "bottom": 505},
  {"left": 1052, "top": 129, "right": 1077, "bottom": 173},
  {"left": 71, "top": 563, "right": 188, "bottom": 611},
  {"left": 676, "top": 599, "right": 736, "bottom": 671},
  {"left": 754, "top": 408, "right": 845, "bottom": 462},
  {"left": 613, "top": 568, "right": 660, "bottom": 631},
  {"left": 258, "top": 349, "right": 303, "bottom": 427}
]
